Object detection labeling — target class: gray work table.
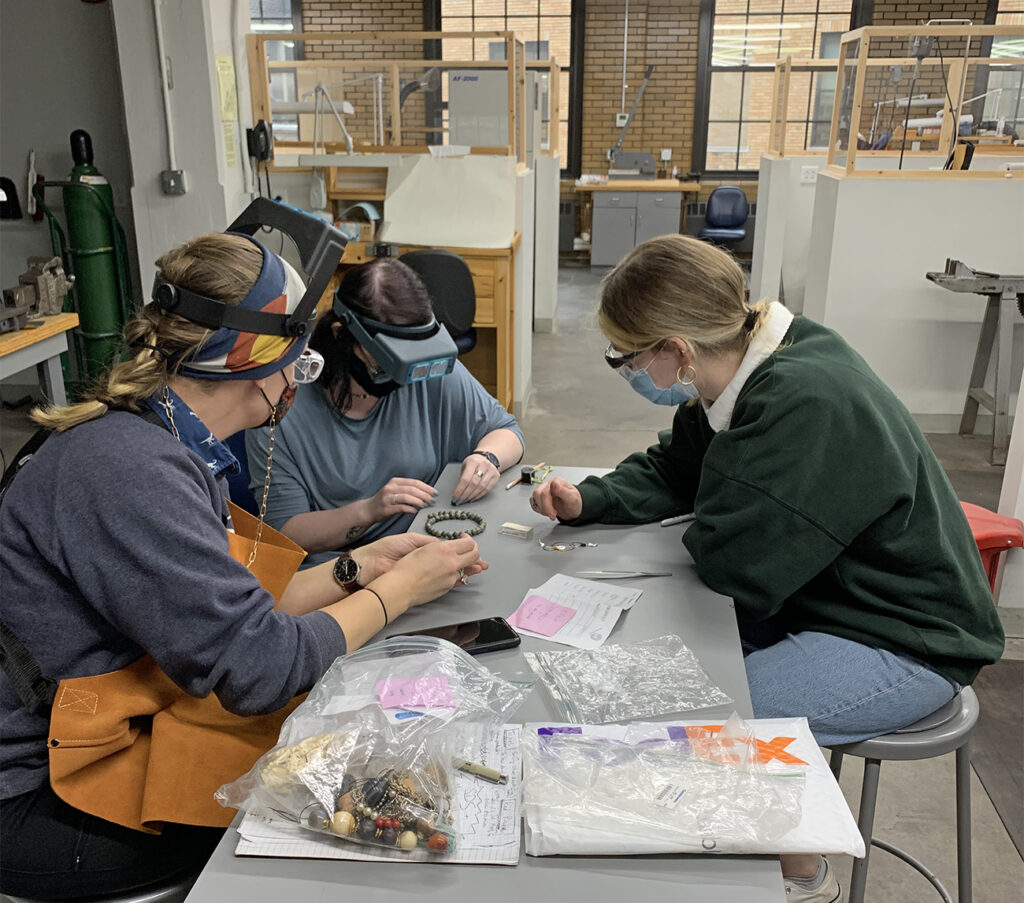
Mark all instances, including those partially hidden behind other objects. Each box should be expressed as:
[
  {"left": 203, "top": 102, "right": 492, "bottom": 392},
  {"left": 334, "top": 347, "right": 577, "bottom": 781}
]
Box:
[{"left": 186, "top": 465, "right": 785, "bottom": 901}]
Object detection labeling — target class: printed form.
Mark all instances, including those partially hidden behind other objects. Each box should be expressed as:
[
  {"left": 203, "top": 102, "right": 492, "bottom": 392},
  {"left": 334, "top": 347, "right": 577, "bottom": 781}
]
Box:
[{"left": 507, "top": 574, "right": 643, "bottom": 649}]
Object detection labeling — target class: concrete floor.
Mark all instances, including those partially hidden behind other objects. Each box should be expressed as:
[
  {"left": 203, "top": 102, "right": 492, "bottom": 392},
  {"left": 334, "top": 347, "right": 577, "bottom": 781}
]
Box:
[
  {"left": 519, "top": 264, "right": 1023, "bottom": 903},
  {"left": 0, "top": 265, "right": 1020, "bottom": 901}
]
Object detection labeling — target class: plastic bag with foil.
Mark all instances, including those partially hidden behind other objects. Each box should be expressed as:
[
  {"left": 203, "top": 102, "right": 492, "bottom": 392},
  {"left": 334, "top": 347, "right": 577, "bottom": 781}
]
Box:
[
  {"left": 216, "top": 636, "right": 531, "bottom": 856},
  {"left": 521, "top": 714, "right": 806, "bottom": 856},
  {"left": 525, "top": 634, "right": 732, "bottom": 724}
]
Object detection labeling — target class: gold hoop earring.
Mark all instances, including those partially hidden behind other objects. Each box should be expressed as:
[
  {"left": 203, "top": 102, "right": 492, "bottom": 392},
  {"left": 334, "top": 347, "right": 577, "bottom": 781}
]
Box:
[{"left": 676, "top": 365, "right": 697, "bottom": 387}]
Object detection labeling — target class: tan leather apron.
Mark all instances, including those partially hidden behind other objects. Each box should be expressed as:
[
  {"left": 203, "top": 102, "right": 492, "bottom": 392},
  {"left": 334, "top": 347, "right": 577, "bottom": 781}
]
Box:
[{"left": 47, "top": 501, "right": 309, "bottom": 834}]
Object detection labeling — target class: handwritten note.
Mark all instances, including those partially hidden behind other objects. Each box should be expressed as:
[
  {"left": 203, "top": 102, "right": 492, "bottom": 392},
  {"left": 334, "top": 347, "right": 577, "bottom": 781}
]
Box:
[
  {"left": 507, "top": 594, "right": 577, "bottom": 636},
  {"left": 509, "top": 575, "right": 644, "bottom": 649},
  {"left": 376, "top": 676, "right": 455, "bottom": 709}
]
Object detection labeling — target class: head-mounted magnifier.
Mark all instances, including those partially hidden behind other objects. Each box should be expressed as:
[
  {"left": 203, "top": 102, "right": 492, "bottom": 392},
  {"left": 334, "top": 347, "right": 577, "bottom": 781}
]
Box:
[
  {"left": 150, "top": 197, "right": 347, "bottom": 338},
  {"left": 334, "top": 301, "right": 457, "bottom": 385}
]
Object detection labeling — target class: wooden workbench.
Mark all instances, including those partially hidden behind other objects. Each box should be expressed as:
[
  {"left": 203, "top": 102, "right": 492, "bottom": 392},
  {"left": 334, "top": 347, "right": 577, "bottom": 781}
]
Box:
[{"left": 0, "top": 312, "right": 79, "bottom": 405}]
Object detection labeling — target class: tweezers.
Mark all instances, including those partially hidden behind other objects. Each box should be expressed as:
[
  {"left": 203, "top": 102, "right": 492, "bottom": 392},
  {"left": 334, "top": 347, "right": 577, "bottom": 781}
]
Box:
[{"left": 575, "top": 570, "right": 673, "bottom": 579}]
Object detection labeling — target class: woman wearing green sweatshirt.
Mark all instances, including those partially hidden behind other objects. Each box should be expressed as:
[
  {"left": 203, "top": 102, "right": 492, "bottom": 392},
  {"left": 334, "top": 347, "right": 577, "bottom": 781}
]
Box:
[{"left": 529, "top": 234, "right": 1004, "bottom": 903}]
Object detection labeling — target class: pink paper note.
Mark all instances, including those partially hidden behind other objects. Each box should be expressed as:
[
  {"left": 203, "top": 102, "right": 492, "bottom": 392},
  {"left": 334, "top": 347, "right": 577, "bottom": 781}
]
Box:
[
  {"left": 376, "top": 676, "right": 455, "bottom": 710},
  {"left": 507, "top": 594, "right": 577, "bottom": 637}
]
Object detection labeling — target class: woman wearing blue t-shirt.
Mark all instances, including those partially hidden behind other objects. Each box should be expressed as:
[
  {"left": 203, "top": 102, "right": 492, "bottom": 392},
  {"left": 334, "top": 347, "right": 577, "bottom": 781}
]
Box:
[{"left": 247, "top": 258, "right": 524, "bottom": 567}]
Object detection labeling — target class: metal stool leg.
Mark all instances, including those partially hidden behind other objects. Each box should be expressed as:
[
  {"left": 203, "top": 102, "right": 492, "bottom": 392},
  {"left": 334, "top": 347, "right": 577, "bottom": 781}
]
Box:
[
  {"left": 960, "top": 295, "right": 999, "bottom": 439},
  {"left": 956, "top": 742, "right": 973, "bottom": 903},
  {"left": 849, "top": 757, "right": 881, "bottom": 903},
  {"left": 829, "top": 749, "right": 844, "bottom": 781}
]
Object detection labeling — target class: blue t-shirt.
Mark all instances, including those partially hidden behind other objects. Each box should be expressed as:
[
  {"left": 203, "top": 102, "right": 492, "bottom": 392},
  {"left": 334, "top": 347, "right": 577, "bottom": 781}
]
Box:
[{"left": 246, "top": 361, "right": 523, "bottom": 566}]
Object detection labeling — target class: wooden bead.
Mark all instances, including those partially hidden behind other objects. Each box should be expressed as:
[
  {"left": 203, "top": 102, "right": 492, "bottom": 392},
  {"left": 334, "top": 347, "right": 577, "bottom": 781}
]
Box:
[
  {"left": 397, "top": 830, "right": 419, "bottom": 851},
  {"left": 335, "top": 791, "right": 356, "bottom": 813},
  {"left": 329, "top": 811, "right": 355, "bottom": 837}
]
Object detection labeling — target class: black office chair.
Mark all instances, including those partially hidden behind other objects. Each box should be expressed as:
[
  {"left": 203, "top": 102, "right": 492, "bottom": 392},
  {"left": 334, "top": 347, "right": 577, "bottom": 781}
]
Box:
[
  {"left": 698, "top": 185, "right": 749, "bottom": 247},
  {"left": 398, "top": 249, "right": 477, "bottom": 355}
]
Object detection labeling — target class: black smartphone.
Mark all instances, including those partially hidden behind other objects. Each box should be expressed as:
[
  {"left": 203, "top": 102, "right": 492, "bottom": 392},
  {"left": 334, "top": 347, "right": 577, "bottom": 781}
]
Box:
[{"left": 388, "top": 616, "right": 521, "bottom": 655}]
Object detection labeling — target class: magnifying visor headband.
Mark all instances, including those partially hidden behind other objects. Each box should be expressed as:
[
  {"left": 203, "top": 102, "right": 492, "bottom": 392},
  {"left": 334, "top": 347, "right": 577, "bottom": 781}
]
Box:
[
  {"left": 334, "top": 301, "right": 458, "bottom": 385},
  {"left": 151, "top": 197, "right": 348, "bottom": 380}
]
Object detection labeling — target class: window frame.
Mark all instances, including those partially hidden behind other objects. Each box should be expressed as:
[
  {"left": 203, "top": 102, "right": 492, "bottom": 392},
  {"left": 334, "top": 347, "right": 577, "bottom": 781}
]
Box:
[
  {"left": 692, "top": 0, "right": 870, "bottom": 178},
  {"left": 425, "top": 0, "right": 583, "bottom": 177}
]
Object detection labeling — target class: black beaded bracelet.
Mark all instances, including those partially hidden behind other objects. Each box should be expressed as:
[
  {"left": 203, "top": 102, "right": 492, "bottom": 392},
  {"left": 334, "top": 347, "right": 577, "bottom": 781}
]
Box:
[{"left": 424, "top": 509, "right": 487, "bottom": 539}]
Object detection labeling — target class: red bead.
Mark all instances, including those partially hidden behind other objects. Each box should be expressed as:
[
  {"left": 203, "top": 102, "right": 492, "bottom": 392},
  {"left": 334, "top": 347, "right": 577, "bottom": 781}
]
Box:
[
  {"left": 426, "top": 832, "right": 449, "bottom": 852},
  {"left": 389, "top": 819, "right": 400, "bottom": 830},
  {"left": 375, "top": 817, "right": 384, "bottom": 828}
]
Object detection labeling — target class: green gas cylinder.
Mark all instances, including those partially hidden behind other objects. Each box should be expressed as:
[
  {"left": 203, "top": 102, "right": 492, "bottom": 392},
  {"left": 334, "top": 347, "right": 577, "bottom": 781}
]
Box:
[{"left": 64, "top": 129, "right": 124, "bottom": 378}]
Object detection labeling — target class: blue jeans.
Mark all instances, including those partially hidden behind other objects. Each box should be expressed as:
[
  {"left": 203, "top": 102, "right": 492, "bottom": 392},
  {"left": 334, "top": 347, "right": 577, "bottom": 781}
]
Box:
[{"left": 742, "top": 630, "right": 959, "bottom": 746}]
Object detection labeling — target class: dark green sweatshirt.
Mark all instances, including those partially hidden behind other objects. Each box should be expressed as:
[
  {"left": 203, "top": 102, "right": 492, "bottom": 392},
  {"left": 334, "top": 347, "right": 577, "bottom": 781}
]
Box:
[{"left": 574, "top": 316, "right": 1004, "bottom": 686}]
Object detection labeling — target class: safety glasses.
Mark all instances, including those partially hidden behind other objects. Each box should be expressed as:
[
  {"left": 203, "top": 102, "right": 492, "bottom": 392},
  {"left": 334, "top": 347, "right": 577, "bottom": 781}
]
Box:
[
  {"left": 292, "top": 348, "right": 325, "bottom": 384},
  {"left": 604, "top": 343, "right": 643, "bottom": 370}
]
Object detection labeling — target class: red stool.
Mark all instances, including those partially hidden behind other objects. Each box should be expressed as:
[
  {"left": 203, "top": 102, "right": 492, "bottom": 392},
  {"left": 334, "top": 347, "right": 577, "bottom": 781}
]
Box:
[{"left": 959, "top": 501, "right": 1024, "bottom": 591}]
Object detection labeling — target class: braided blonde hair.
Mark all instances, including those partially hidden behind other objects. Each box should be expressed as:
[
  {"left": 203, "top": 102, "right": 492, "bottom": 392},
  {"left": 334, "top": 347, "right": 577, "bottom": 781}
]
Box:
[
  {"left": 598, "top": 234, "right": 770, "bottom": 357},
  {"left": 32, "top": 233, "right": 263, "bottom": 431}
]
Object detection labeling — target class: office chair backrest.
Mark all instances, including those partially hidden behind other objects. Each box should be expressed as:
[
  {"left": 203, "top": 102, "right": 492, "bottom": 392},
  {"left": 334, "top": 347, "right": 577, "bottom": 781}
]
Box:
[
  {"left": 871, "top": 128, "right": 893, "bottom": 151},
  {"left": 705, "top": 185, "right": 749, "bottom": 229},
  {"left": 399, "top": 249, "right": 476, "bottom": 337}
]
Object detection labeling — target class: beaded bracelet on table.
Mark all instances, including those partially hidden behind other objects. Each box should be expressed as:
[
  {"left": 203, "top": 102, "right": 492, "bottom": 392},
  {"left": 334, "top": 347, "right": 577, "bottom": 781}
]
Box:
[{"left": 425, "top": 509, "right": 486, "bottom": 539}]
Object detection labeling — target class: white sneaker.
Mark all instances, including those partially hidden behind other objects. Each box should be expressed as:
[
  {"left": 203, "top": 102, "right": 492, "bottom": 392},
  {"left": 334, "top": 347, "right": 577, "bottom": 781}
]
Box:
[{"left": 784, "top": 857, "right": 843, "bottom": 903}]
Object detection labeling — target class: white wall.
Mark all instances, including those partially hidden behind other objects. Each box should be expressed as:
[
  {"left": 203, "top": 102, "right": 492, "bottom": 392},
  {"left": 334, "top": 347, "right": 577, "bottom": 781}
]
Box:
[
  {"left": 805, "top": 171, "right": 1024, "bottom": 431},
  {"left": 514, "top": 167, "right": 536, "bottom": 416},
  {"left": 0, "top": 0, "right": 138, "bottom": 297},
  {"left": 749, "top": 155, "right": 787, "bottom": 308},
  {"left": 110, "top": 0, "right": 253, "bottom": 290},
  {"left": 533, "top": 155, "right": 560, "bottom": 333}
]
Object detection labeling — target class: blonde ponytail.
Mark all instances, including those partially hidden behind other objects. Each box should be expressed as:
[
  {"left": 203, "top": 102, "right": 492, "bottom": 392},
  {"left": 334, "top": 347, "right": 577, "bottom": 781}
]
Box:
[
  {"left": 30, "top": 233, "right": 263, "bottom": 432},
  {"left": 599, "top": 234, "right": 767, "bottom": 357}
]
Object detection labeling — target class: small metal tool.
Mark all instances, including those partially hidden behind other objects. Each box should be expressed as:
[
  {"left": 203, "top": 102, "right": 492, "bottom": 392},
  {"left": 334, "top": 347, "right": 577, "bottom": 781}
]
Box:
[
  {"left": 575, "top": 570, "right": 673, "bottom": 580},
  {"left": 453, "top": 758, "right": 508, "bottom": 784}
]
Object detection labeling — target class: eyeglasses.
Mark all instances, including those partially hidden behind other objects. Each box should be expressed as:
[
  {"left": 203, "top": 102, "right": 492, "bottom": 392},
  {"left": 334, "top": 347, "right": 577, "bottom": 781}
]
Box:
[
  {"left": 292, "top": 348, "right": 325, "bottom": 384},
  {"left": 604, "top": 342, "right": 665, "bottom": 371},
  {"left": 604, "top": 343, "right": 643, "bottom": 370}
]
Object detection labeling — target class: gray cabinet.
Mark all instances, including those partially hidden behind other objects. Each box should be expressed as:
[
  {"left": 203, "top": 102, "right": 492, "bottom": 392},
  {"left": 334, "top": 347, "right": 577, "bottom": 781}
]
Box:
[{"left": 591, "top": 189, "right": 682, "bottom": 266}]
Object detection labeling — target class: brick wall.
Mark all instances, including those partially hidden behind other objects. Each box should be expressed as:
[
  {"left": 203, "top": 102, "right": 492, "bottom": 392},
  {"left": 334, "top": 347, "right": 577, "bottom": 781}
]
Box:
[{"left": 287, "top": 1, "right": 996, "bottom": 167}]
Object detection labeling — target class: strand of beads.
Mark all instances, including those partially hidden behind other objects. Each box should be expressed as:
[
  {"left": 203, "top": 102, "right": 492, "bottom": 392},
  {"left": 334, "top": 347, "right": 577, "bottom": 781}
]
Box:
[{"left": 424, "top": 509, "right": 486, "bottom": 539}]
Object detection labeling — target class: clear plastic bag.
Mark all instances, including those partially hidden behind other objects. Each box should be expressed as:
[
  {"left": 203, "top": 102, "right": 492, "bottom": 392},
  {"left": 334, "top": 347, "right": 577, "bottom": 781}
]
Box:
[
  {"left": 525, "top": 634, "right": 732, "bottom": 724},
  {"left": 521, "top": 714, "right": 806, "bottom": 856},
  {"left": 217, "top": 637, "right": 531, "bottom": 856}
]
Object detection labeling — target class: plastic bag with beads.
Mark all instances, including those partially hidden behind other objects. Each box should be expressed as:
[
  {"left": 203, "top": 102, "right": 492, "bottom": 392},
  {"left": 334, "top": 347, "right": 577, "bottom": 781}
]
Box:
[{"left": 216, "top": 636, "right": 531, "bottom": 857}]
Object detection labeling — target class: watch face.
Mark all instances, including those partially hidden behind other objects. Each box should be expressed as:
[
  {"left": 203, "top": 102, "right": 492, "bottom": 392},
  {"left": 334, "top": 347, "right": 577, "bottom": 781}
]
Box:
[{"left": 336, "top": 555, "right": 359, "bottom": 584}]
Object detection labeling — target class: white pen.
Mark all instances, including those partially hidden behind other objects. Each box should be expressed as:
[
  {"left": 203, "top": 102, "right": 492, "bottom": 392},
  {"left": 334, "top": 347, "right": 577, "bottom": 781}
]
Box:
[{"left": 660, "top": 513, "right": 696, "bottom": 527}]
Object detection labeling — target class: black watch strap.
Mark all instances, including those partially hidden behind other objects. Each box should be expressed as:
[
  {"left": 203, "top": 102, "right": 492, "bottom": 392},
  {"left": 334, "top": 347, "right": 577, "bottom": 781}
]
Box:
[{"left": 471, "top": 449, "right": 500, "bottom": 469}]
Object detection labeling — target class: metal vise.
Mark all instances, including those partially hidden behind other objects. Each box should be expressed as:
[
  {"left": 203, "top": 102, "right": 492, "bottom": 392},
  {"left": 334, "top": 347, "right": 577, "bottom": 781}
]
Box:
[{"left": 1, "top": 257, "right": 75, "bottom": 334}]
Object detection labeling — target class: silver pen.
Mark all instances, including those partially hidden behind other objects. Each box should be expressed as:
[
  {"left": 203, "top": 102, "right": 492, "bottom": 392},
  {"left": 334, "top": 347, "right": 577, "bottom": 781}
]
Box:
[{"left": 660, "top": 513, "right": 696, "bottom": 527}]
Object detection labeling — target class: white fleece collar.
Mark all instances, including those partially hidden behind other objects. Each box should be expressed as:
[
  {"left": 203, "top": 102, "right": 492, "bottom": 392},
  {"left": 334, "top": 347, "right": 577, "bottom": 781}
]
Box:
[{"left": 703, "top": 301, "right": 794, "bottom": 433}]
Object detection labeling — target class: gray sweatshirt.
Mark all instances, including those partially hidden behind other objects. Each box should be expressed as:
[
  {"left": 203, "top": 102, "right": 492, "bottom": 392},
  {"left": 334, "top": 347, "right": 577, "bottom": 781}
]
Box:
[{"left": 0, "top": 411, "right": 345, "bottom": 799}]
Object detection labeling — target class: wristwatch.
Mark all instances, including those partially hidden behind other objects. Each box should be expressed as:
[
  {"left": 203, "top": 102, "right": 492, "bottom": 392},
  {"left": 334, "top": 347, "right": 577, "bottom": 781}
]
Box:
[
  {"left": 471, "top": 449, "right": 500, "bottom": 470},
  {"left": 333, "top": 552, "right": 361, "bottom": 593}
]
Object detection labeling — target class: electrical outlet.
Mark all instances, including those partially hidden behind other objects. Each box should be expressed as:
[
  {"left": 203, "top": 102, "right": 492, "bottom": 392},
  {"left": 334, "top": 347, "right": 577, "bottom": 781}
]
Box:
[
  {"left": 660, "top": 148, "right": 672, "bottom": 162},
  {"left": 615, "top": 113, "right": 629, "bottom": 127},
  {"left": 799, "top": 165, "right": 818, "bottom": 185},
  {"left": 161, "top": 169, "right": 187, "bottom": 196}
]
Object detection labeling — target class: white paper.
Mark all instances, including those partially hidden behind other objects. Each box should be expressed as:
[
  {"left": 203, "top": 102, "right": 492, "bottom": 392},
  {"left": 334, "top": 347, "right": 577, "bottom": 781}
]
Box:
[
  {"left": 510, "top": 574, "right": 642, "bottom": 649},
  {"left": 234, "top": 726, "right": 522, "bottom": 866}
]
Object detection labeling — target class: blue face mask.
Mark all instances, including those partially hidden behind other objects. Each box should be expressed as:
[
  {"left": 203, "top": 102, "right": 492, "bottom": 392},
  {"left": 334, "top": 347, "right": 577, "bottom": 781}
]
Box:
[{"left": 620, "top": 361, "right": 700, "bottom": 406}]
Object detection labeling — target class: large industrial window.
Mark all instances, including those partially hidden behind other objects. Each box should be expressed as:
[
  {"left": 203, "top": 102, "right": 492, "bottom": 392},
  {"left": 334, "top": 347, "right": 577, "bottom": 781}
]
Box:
[
  {"left": 249, "top": 0, "right": 303, "bottom": 141},
  {"left": 436, "top": 1, "right": 577, "bottom": 173},
  {"left": 989, "top": 0, "right": 1024, "bottom": 137},
  {"left": 696, "top": 1, "right": 855, "bottom": 175}
]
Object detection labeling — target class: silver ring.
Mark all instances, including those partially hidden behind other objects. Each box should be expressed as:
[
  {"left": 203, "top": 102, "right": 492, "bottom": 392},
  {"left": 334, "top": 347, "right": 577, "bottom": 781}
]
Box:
[
  {"left": 458, "top": 568, "right": 469, "bottom": 586},
  {"left": 475, "top": 469, "right": 484, "bottom": 478},
  {"left": 391, "top": 493, "right": 398, "bottom": 505}
]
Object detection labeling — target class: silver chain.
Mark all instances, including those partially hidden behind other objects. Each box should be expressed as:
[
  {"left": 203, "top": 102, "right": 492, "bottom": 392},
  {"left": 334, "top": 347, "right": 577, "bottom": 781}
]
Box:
[{"left": 161, "top": 386, "right": 273, "bottom": 571}]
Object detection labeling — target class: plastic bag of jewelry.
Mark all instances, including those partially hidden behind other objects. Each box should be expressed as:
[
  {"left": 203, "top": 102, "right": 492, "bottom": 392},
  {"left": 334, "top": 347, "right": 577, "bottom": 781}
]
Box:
[
  {"left": 521, "top": 713, "right": 806, "bottom": 856},
  {"left": 216, "top": 636, "right": 531, "bottom": 856},
  {"left": 524, "top": 634, "right": 732, "bottom": 724}
]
